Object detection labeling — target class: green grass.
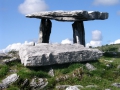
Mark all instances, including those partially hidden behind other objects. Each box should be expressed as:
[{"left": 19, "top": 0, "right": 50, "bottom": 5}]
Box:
[
  {"left": 1, "top": 49, "right": 120, "bottom": 90},
  {"left": 2, "top": 57, "right": 120, "bottom": 90},
  {"left": 0, "top": 65, "right": 9, "bottom": 79}
]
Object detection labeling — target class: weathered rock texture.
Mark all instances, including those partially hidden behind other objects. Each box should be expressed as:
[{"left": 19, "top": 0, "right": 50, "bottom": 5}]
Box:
[
  {"left": 19, "top": 44, "right": 102, "bottom": 66},
  {"left": 85, "top": 63, "right": 96, "bottom": 71},
  {"left": 30, "top": 78, "right": 48, "bottom": 89},
  {"left": 3, "top": 57, "right": 19, "bottom": 64},
  {"left": 38, "top": 19, "right": 52, "bottom": 43},
  {"left": 0, "top": 73, "right": 19, "bottom": 89},
  {"left": 26, "top": 10, "right": 108, "bottom": 21},
  {"left": 72, "top": 21, "right": 85, "bottom": 46},
  {"left": 66, "top": 86, "right": 80, "bottom": 90}
]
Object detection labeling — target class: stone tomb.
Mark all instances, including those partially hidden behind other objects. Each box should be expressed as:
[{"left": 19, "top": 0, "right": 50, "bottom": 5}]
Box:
[
  {"left": 26, "top": 10, "right": 108, "bottom": 46},
  {"left": 19, "top": 10, "right": 108, "bottom": 66}
]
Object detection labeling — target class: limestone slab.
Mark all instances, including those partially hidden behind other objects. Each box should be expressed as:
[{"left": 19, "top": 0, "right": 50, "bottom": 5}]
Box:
[
  {"left": 19, "top": 44, "right": 102, "bottom": 66},
  {"left": 26, "top": 10, "right": 108, "bottom": 21}
]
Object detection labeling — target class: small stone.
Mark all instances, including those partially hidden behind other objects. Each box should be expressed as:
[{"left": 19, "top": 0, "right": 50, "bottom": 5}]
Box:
[
  {"left": 30, "top": 78, "right": 48, "bottom": 89},
  {"left": 112, "top": 83, "right": 120, "bottom": 88},
  {"left": 105, "top": 89, "right": 111, "bottom": 90},
  {"left": 56, "top": 85, "right": 70, "bottom": 89},
  {"left": 66, "top": 86, "right": 80, "bottom": 90},
  {"left": 21, "top": 79, "right": 29, "bottom": 87},
  {"left": 3, "top": 57, "right": 19, "bottom": 63},
  {"left": 86, "top": 85, "right": 98, "bottom": 88},
  {"left": 48, "top": 68, "right": 54, "bottom": 77},
  {"left": 30, "top": 78, "right": 37, "bottom": 87},
  {"left": 85, "top": 63, "right": 96, "bottom": 71},
  {"left": 117, "top": 65, "right": 120, "bottom": 69}
]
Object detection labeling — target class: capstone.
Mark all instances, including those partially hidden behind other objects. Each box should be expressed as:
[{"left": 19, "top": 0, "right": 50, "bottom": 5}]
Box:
[{"left": 26, "top": 10, "right": 108, "bottom": 21}]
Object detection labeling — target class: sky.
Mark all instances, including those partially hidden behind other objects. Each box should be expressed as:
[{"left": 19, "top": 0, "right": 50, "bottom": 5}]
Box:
[{"left": 0, "top": 0, "right": 120, "bottom": 52}]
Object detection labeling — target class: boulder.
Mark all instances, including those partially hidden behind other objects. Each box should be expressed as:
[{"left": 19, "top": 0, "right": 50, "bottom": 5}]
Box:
[
  {"left": 0, "top": 73, "right": 19, "bottom": 89},
  {"left": 19, "top": 44, "right": 102, "bottom": 66},
  {"left": 26, "top": 10, "right": 108, "bottom": 21}
]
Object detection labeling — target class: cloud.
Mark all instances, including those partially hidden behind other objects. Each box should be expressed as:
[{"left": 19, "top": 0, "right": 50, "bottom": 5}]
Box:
[
  {"left": 110, "top": 39, "right": 120, "bottom": 44},
  {"left": 18, "top": 0, "right": 48, "bottom": 15},
  {"left": 93, "top": 0, "right": 119, "bottom": 6},
  {"left": 86, "top": 30, "right": 102, "bottom": 47},
  {"left": 86, "top": 41, "right": 102, "bottom": 47},
  {"left": 61, "top": 39, "right": 73, "bottom": 44},
  {"left": 0, "top": 41, "right": 35, "bottom": 53},
  {"left": 92, "top": 30, "right": 102, "bottom": 41}
]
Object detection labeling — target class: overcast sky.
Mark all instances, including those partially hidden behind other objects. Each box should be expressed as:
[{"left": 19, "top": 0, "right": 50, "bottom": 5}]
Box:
[{"left": 0, "top": 0, "right": 120, "bottom": 52}]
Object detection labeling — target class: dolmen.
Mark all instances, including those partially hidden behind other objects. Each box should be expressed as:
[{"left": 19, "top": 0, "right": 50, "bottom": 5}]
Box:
[{"left": 19, "top": 10, "right": 108, "bottom": 66}]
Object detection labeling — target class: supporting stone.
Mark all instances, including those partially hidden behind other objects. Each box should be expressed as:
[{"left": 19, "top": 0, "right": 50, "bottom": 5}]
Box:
[
  {"left": 72, "top": 21, "right": 85, "bottom": 46},
  {"left": 38, "top": 19, "right": 52, "bottom": 43},
  {"left": 45, "top": 19, "right": 52, "bottom": 43}
]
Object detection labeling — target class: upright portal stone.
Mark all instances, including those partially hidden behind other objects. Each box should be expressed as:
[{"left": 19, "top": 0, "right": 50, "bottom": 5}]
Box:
[
  {"left": 26, "top": 10, "right": 108, "bottom": 46},
  {"left": 72, "top": 21, "right": 85, "bottom": 46},
  {"left": 38, "top": 19, "right": 52, "bottom": 43}
]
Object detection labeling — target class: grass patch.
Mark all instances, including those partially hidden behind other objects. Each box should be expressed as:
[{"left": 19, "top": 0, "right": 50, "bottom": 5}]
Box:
[
  {"left": 0, "top": 65, "right": 9, "bottom": 79},
  {"left": 0, "top": 55, "right": 120, "bottom": 90}
]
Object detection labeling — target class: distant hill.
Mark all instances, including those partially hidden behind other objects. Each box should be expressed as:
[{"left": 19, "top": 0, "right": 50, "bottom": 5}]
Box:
[{"left": 95, "top": 44, "right": 120, "bottom": 57}]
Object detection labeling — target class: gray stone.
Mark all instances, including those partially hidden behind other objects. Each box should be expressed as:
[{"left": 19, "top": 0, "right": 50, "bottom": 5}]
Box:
[
  {"left": 112, "top": 83, "right": 120, "bottom": 88},
  {"left": 38, "top": 19, "right": 52, "bottom": 43},
  {"left": 72, "top": 21, "right": 85, "bottom": 46},
  {"left": 9, "top": 69, "right": 17, "bottom": 73},
  {"left": 86, "top": 85, "right": 98, "bottom": 88},
  {"left": 105, "top": 89, "right": 111, "bottom": 90},
  {"left": 66, "top": 86, "right": 80, "bottom": 90},
  {"left": 85, "top": 63, "right": 96, "bottom": 71},
  {"left": 56, "top": 85, "right": 70, "bottom": 90},
  {"left": 3, "top": 57, "right": 19, "bottom": 63},
  {"left": 0, "top": 73, "right": 19, "bottom": 89},
  {"left": 48, "top": 68, "right": 54, "bottom": 77},
  {"left": 30, "top": 78, "right": 48, "bottom": 89},
  {"left": 26, "top": 10, "right": 108, "bottom": 21},
  {"left": 0, "top": 53, "right": 9, "bottom": 60},
  {"left": 19, "top": 44, "right": 102, "bottom": 66},
  {"left": 21, "top": 79, "right": 29, "bottom": 88},
  {"left": 117, "top": 65, "right": 120, "bottom": 69}
]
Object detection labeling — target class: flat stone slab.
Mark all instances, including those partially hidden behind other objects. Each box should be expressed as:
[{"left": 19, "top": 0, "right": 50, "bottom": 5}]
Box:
[
  {"left": 19, "top": 44, "right": 102, "bottom": 66},
  {"left": 26, "top": 10, "right": 108, "bottom": 21}
]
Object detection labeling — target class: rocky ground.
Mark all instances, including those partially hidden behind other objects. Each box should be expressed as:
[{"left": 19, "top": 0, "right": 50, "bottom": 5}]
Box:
[{"left": 0, "top": 50, "right": 120, "bottom": 90}]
